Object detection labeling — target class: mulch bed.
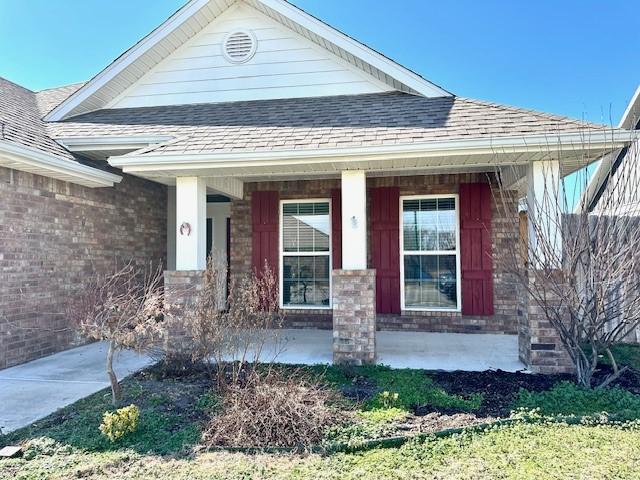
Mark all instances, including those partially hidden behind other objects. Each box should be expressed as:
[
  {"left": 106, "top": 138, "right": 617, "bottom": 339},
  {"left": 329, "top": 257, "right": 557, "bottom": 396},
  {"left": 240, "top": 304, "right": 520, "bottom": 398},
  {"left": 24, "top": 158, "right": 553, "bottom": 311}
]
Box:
[{"left": 427, "top": 369, "right": 571, "bottom": 417}]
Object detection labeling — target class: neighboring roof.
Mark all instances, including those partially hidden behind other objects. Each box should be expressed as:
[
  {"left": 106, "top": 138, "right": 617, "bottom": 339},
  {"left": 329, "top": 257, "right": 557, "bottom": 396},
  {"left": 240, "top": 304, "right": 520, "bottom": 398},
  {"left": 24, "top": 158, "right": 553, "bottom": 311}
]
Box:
[
  {"left": 47, "top": 91, "right": 608, "bottom": 156},
  {"left": 580, "top": 85, "right": 640, "bottom": 212},
  {"left": 44, "top": 0, "right": 450, "bottom": 121},
  {"left": 0, "top": 77, "right": 121, "bottom": 187}
]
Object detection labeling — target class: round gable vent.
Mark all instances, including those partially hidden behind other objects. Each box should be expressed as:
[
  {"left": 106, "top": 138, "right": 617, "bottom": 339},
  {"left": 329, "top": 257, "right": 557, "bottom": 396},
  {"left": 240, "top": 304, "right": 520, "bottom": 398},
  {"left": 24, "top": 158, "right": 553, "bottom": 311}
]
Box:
[{"left": 222, "top": 30, "right": 257, "bottom": 63}]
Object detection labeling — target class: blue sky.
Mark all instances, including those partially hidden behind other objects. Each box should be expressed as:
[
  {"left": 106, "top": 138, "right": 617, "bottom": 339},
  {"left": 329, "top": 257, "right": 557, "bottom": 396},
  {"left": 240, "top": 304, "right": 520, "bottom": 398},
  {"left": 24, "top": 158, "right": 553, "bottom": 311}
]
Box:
[{"left": 1, "top": 0, "right": 638, "bottom": 125}]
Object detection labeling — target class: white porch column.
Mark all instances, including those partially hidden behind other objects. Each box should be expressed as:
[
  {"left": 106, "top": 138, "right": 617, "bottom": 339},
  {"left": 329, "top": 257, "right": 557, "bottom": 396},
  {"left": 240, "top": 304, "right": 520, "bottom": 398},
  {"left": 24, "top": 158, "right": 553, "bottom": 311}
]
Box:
[
  {"left": 341, "top": 170, "right": 367, "bottom": 269},
  {"left": 175, "top": 176, "right": 207, "bottom": 270},
  {"left": 526, "top": 160, "right": 563, "bottom": 267}
]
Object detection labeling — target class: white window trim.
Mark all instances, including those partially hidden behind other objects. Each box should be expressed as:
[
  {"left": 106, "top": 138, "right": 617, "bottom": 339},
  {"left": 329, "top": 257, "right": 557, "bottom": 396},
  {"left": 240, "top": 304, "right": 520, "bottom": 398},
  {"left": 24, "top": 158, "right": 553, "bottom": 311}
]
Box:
[
  {"left": 399, "top": 194, "right": 462, "bottom": 313},
  {"left": 279, "top": 198, "right": 332, "bottom": 310}
]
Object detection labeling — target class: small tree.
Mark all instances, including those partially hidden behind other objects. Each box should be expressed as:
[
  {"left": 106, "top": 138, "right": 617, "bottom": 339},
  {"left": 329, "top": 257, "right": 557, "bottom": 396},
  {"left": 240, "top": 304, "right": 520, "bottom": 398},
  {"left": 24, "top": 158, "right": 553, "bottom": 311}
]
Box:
[
  {"left": 68, "top": 261, "right": 166, "bottom": 404},
  {"left": 176, "top": 255, "right": 285, "bottom": 386},
  {"left": 494, "top": 136, "right": 640, "bottom": 388}
]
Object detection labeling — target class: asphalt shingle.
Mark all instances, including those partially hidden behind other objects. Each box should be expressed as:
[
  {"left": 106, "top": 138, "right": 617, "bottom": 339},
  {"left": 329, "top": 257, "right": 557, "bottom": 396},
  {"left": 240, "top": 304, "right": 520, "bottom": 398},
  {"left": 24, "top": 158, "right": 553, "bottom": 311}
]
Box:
[
  {"left": 42, "top": 91, "right": 607, "bottom": 157},
  {"left": 0, "top": 77, "right": 76, "bottom": 160}
]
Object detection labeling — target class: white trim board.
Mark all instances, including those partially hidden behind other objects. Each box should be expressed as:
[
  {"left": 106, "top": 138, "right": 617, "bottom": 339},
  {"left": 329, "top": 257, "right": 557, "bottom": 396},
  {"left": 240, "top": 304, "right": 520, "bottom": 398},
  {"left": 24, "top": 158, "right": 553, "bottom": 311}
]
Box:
[
  {"left": 56, "top": 135, "right": 175, "bottom": 152},
  {"left": 0, "top": 140, "right": 122, "bottom": 188}
]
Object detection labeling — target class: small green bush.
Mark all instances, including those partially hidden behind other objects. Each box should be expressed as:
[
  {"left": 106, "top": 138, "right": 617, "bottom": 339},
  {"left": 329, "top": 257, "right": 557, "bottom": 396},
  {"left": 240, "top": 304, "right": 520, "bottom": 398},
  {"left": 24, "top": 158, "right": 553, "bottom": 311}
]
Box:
[
  {"left": 22, "top": 437, "right": 73, "bottom": 460},
  {"left": 514, "top": 381, "right": 640, "bottom": 420},
  {"left": 378, "top": 390, "right": 400, "bottom": 408},
  {"left": 99, "top": 404, "right": 140, "bottom": 442}
]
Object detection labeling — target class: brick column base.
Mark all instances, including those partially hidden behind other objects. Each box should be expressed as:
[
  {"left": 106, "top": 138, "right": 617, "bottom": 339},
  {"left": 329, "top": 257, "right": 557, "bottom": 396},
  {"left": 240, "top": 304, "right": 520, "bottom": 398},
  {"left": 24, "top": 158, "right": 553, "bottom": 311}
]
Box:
[
  {"left": 520, "top": 271, "right": 574, "bottom": 374},
  {"left": 332, "top": 269, "right": 376, "bottom": 365},
  {"left": 164, "top": 270, "right": 204, "bottom": 354}
]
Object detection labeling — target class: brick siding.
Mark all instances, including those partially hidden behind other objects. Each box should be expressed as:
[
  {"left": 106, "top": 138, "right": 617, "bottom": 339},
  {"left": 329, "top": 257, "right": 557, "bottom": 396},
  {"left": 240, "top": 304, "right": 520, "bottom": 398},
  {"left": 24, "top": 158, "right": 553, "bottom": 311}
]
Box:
[{"left": 0, "top": 166, "right": 166, "bottom": 369}]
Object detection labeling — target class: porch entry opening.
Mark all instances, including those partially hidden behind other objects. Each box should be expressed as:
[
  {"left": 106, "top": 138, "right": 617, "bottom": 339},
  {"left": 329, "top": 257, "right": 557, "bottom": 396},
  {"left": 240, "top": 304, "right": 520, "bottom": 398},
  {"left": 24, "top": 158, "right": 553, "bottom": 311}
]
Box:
[
  {"left": 280, "top": 199, "right": 331, "bottom": 309},
  {"left": 205, "top": 195, "right": 231, "bottom": 283}
]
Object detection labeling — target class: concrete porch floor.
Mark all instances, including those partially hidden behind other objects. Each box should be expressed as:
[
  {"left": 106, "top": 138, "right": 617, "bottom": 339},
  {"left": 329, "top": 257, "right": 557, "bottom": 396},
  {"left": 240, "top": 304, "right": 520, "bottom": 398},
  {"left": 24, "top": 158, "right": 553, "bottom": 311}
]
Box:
[{"left": 269, "top": 329, "right": 526, "bottom": 372}]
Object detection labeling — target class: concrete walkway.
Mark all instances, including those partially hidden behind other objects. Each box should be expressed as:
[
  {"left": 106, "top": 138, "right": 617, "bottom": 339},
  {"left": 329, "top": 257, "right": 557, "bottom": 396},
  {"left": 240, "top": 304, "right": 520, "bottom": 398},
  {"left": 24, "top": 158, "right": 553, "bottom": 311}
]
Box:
[{"left": 0, "top": 342, "right": 152, "bottom": 434}]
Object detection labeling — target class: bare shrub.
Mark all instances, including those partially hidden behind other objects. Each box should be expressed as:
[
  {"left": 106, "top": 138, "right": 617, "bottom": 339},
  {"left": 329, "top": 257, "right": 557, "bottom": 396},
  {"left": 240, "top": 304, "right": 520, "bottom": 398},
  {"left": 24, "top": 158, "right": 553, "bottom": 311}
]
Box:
[
  {"left": 493, "top": 132, "right": 640, "bottom": 388},
  {"left": 177, "top": 255, "right": 285, "bottom": 386},
  {"left": 68, "top": 261, "right": 166, "bottom": 404},
  {"left": 202, "top": 370, "right": 344, "bottom": 450}
]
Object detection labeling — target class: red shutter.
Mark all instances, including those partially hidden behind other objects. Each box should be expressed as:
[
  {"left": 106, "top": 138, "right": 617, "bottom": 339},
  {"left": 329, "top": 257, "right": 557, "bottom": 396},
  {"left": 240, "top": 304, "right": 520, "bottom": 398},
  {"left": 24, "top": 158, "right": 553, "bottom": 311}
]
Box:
[
  {"left": 459, "top": 183, "right": 494, "bottom": 316},
  {"left": 251, "top": 191, "right": 279, "bottom": 277},
  {"left": 371, "top": 186, "right": 401, "bottom": 314},
  {"left": 331, "top": 189, "right": 342, "bottom": 269}
]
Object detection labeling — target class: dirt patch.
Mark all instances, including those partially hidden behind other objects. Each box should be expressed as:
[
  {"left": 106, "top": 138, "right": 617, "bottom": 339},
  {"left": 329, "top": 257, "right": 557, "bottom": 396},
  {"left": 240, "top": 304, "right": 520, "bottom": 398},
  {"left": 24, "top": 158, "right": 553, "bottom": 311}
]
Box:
[
  {"left": 592, "top": 366, "right": 640, "bottom": 393},
  {"left": 428, "top": 369, "right": 572, "bottom": 417},
  {"left": 340, "top": 377, "right": 379, "bottom": 403},
  {"left": 397, "top": 412, "right": 496, "bottom": 434}
]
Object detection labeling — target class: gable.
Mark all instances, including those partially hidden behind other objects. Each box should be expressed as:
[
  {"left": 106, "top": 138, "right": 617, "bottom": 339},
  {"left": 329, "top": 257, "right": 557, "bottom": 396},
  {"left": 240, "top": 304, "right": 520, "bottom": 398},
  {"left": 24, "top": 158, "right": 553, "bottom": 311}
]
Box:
[
  {"left": 45, "top": 0, "right": 450, "bottom": 121},
  {"left": 108, "top": 3, "right": 391, "bottom": 108}
]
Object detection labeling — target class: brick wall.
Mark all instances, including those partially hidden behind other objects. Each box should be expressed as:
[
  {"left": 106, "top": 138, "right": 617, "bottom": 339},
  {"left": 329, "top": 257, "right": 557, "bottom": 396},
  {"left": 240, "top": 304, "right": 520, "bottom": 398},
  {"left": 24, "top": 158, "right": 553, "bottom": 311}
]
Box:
[
  {"left": 230, "top": 174, "right": 520, "bottom": 334},
  {"left": 0, "top": 166, "right": 166, "bottom": 369},
  {"left": 521, "top": 271, "right": 574, "bottom": 374}
]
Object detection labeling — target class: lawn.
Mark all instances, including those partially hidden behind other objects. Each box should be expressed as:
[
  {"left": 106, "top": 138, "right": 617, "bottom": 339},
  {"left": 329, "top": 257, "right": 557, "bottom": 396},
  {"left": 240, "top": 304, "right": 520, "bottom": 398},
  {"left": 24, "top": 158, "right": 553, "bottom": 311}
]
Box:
[{"left": 2, "top": 359, "right": 640, "bottom": 479}]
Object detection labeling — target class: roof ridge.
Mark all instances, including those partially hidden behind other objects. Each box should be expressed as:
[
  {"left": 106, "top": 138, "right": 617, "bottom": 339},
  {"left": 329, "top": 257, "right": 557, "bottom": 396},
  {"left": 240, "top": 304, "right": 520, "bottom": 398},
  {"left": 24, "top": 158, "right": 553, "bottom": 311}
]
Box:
[
  {"left": 0, "top": 76, "right": 35, "bottom": 94},
  {"left": 36, "top": 81, "right": 87, "bottom": 94},
  {"left": 456, "top": 96, "right": 609, "bottom": 129}
]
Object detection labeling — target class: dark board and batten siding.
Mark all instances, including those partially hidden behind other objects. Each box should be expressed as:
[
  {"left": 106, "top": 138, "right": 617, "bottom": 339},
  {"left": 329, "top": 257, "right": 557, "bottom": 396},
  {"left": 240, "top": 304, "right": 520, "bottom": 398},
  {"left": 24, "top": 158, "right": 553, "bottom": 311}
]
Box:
[{"left": 459, "top": 183, "right": 494, "bottom": 316}]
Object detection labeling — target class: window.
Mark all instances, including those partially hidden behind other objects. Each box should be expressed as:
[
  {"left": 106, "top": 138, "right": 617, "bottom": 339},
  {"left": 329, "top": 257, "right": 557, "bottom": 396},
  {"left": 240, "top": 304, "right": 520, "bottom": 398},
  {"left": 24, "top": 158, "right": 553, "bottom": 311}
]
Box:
[
  {"left": 400, "top": 195, "right": 460, "bottom": 311},
  {"left": 280, "top": 200, "right": 331, "bottom": 308}
]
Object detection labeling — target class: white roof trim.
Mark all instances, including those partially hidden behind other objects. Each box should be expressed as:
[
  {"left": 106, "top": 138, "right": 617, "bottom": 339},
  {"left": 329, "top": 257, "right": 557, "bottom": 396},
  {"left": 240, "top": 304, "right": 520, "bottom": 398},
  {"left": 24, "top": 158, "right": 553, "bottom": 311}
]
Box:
[
  {"left": 0, "top": 140, "right": 122, "bottom": 187},
  {"left": 109, "top": 130, "right": 634, "bottom": 171},
  {"left": 618, "top": 85, "right": 640, "bottom": 129},
  {"left": 44, "top": 0, "right": 449, "bottom": 121},
  {"left": 57, "top": 135, "right": 174, "bottom": 152}
]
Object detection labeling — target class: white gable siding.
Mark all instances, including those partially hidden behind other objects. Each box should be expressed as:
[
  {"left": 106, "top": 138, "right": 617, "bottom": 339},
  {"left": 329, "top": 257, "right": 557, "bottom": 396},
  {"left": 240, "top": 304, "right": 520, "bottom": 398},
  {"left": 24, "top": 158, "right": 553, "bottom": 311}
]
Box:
[
  {"left": 592, "top": 139, "right": 640, "bottom": 215},
  {"left": 108, "top": 3, "right": 391, "bottom": 108}
]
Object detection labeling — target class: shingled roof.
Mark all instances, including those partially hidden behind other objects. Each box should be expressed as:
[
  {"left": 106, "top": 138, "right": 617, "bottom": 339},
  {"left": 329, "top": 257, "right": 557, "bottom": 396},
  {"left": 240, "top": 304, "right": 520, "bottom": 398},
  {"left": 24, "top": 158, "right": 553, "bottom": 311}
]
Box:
[
  {"left": 0, "top": 77, "right": 75, "bottom": 160},
  {"left": 46, "top": 91, "right": 607, "bottom": 157}
]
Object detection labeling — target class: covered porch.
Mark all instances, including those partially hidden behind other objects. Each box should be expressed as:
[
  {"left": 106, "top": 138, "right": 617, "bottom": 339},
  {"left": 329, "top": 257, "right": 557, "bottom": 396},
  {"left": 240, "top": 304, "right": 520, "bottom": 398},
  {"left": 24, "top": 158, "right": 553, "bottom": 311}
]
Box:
[{"left": 107, "top": 127, "right": 630, "bottom": 373}]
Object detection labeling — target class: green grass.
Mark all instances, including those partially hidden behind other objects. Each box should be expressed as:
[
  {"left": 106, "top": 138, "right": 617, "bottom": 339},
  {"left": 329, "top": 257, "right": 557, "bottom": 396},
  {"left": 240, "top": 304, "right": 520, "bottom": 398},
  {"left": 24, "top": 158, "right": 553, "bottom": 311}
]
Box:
[
  {"left": 513, "top": 381, "right": 640, "bottom": 420},
  {"left": 3, "top": 422, "right": 640, "bottom": 479},
  {"left": 602, "top": 344, "right": 640, "bottom": 371},
  {"left": 325, "top": 408, "right": 408, "bottom": 445},
  {"left": 303, "top": 364, "right": 483, "bottom": 412},
  {"left": 0, "top": 377, "right": 207, "bottom": 456}
]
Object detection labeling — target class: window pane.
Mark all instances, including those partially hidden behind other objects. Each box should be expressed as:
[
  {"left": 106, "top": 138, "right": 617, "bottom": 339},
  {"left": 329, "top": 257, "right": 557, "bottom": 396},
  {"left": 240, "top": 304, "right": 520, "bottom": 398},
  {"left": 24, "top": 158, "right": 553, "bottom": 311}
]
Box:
[
  {"left": 403, "top": 197, "right": 457, "bottom": 252},
  {"left": 403, "top": 254, "right": 457, "bottom": 308},
  {"left": 437, "top": 200, "right": 456, "bottom": 251},
  {"left": 282, "top": 202, "right": 330, "bottom": 253},
  {"left": 282, "top": 255, "right": 330, "bottom": 307}
]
